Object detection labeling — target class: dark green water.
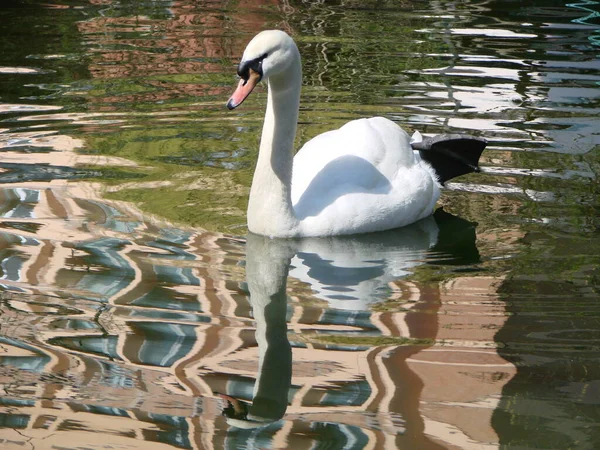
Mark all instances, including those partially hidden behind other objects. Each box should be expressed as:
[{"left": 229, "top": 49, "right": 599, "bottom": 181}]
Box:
[{"left": 0, "top": 1, "right": 599, "bottom": 449}]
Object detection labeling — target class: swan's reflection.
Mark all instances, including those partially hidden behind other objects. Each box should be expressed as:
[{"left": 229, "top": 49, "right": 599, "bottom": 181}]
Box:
[
  {"left": 220, "top": 208, "right": 479, "bottom": 428},
  {"left": 291, "top": 208, "right": 479, "bottom": 310},
  {"left": 219, "top": 233, "right": 294, "bottom": 429},
  {"left": 293, "top": 208, "right": 478, "bottom": 310}
]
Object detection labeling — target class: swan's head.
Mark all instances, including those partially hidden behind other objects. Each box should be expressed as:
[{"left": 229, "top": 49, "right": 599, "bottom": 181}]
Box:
[{"left": 227, "top": 30, "right": 299, "bottom": 110}]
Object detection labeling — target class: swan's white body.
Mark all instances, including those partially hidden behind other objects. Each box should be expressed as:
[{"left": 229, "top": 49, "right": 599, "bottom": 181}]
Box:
[
  {"left": 230, "top": 30, "right": 441, "bottom": 238},
  {"left": 291, "top": 117, "right": 440, "bottom": 236}
]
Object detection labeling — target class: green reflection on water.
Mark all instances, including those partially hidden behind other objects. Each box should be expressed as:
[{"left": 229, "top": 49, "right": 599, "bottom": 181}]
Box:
[{"left": 59, "top": 0, "right": 448, "bottom": 232}]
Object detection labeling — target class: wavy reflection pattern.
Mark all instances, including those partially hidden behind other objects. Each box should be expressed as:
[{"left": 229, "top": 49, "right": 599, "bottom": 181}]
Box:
[{"left": 0, "top": 184, "right": 513, "bottom": 449}]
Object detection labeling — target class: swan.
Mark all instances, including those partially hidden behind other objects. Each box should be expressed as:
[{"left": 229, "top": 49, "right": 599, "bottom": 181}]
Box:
[{"left": 227, "top": 30, "right": 486, "bottom": 238}]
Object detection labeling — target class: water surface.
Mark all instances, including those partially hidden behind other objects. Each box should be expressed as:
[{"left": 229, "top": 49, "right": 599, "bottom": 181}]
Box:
[{"left": 0, "top": 1, "right": 599, "bottom": 449}]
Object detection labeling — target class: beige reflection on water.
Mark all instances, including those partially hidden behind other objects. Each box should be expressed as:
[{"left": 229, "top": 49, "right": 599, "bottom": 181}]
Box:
[{"left": 0, "top": 161, "right": 516, "bottom": 449}]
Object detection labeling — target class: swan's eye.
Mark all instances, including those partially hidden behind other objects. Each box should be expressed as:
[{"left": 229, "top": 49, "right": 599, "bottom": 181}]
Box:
[{"left": 238, "top": 53, "right": 269, "bottom": 81}]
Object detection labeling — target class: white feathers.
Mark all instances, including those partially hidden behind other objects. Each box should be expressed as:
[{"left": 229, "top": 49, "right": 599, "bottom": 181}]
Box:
[
  {"left": 291, "top": 117, "right": 440, "bottom": 236},
  {"left": 239, "top": 31, "right": 441, "bottom": 238}
]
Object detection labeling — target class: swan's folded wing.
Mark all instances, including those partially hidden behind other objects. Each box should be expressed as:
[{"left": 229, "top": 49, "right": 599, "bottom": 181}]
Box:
[{"left": 292, "top": 117, "right": 414, "bottom": 204}]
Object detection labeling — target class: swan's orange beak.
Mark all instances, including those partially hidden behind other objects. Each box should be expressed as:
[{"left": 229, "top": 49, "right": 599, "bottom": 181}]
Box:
[{"left": 227, "top": 68, "right": 261, "bottom": 110}]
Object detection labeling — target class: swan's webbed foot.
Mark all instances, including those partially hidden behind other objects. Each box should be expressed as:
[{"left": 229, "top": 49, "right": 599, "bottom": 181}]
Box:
[{"left": 412, "top": 134, "right": 487, "bottom": 185}]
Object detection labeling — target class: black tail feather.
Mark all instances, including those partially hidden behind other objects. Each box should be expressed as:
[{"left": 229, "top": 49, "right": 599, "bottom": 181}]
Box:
[{"left": 412, "top": 134, "right": 487, "bottom": 185}]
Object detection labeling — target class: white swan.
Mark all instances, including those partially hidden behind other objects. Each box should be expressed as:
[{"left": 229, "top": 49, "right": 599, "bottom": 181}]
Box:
[{"left": 227, "top": 30, "right": 485, "bottom": 238}]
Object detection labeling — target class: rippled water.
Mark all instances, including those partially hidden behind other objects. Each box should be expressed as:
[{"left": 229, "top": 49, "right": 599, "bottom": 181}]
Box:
[{"left": 0, "top": 1, "right": 599, "bottom": 449}]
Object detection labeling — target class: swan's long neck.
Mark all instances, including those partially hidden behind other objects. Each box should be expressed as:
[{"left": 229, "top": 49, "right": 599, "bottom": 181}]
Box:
[{"left": 247, "top": 52, "right": 301, "bottom": 237}]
